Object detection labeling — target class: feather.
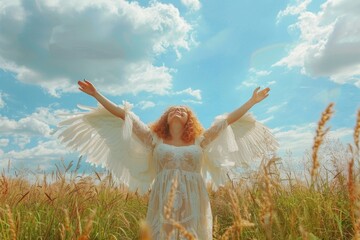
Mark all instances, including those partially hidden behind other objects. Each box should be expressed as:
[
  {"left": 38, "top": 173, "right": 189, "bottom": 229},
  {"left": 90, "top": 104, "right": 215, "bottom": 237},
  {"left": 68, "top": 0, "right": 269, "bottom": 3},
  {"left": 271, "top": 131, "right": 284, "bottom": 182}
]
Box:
[
  {"left": 203, "top": 112, "right": 279, "bottom": 190},
  {"left": 55, "top": 104, "right": 155, "bottom": 195}
]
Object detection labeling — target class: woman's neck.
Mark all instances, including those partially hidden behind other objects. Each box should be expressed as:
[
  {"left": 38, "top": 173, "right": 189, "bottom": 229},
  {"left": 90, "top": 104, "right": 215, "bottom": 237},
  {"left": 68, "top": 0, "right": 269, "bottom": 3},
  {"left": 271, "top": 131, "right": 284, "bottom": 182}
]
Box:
[{"left": 168, "top": 121, "right": 184, "bottom": 142}]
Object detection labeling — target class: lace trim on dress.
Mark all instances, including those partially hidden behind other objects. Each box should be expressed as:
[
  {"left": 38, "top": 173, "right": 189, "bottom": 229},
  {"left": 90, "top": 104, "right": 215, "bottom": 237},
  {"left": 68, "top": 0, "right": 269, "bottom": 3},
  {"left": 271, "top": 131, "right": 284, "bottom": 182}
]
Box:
[
  {"left": 123, "top": 101, "right": 154, "bottom": 148},
  {"left": 199, "top": 116, "right": 228, "bottom": 149}
]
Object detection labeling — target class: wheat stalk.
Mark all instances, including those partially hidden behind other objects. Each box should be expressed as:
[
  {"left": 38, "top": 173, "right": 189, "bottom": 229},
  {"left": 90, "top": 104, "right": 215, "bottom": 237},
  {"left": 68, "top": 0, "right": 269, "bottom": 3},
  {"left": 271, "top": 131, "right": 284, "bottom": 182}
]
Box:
[
  {"left": 78, "top": 209, "right": 96, "bottom": 240},
  {"left": 63, "top": 208, "right": 71, "bottom": 233},
  {"left": 311, "top": 103, "right": 334, "bottom": 185},
  {"left": 260, "top": 164, "right": 274, "bottom": 239},
  {"left": 348, "top": 154, "right": 360, "bottom": 239},
  {"left": 171, "top": 221, "right": 196, "bottom": 240},
  {"left": 1, "top": 174, "right": 9, "bottom": 195},
  {"left": 213, "top": 215, "right": 221, "bottom": 239},
  {"left": 220, "top": 189, "right": 255, "bottom": 240},
  {"left": 163, "top": 178, "right": 196, "bottom": 240},
  {"left": 59, "top": 223, "right": 66, "bottom": 240},
  {"left": 6, "top": 204, "right": 17, "bottom": 240},
  {"left": 75, "top": 201, "right": 82, "bottom": 236},
  {"left": 354, "top": 110, "right": 360, "bottom": 150},
  {"left": 139, "top": 220, "right": 153, "bottom": 240},
  {"left": 164, "top": 178, "right": 177, "bottom": 221},
  {"left": 348, "top": 108, "right": 360, "bottom": 240},
  {"left": 299, "top": 225, "right": 309, "bottom": 240}
]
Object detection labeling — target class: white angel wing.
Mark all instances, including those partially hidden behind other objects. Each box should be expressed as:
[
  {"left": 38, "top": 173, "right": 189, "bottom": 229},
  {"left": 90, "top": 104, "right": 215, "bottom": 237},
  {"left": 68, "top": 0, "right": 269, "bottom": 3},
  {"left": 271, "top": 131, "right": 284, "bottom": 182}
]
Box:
[
  {"left": 55, "top": 103, "right": 156, "bottom": 194},
  {"left": 201, "top": 112, "right": 279, "bottom": 189}
]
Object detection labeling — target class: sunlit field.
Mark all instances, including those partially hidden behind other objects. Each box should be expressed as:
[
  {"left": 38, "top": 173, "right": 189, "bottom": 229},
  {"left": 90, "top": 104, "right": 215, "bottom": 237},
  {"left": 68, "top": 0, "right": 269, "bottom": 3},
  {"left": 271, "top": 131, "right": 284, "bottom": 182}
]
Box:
[{"left": 1, "top": 104, "right": 359, "bottom": 240}]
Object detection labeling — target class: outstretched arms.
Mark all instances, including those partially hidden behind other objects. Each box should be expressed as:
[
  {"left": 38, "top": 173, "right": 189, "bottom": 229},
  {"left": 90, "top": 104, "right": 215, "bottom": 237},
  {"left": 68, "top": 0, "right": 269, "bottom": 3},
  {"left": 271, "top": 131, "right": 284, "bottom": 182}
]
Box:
[
  {"left": 78, "top": 80, "right": 126, "bottom": 120},
  {"left": 226, "top": 87, "right": 270, "bottom": 125}
]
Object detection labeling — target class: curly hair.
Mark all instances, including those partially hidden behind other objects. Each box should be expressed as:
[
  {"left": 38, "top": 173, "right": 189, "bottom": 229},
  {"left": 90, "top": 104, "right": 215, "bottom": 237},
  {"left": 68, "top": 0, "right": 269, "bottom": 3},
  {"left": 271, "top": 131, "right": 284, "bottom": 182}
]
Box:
[{"left": 150, "top": 106, "right": 204, "bottom": 143}]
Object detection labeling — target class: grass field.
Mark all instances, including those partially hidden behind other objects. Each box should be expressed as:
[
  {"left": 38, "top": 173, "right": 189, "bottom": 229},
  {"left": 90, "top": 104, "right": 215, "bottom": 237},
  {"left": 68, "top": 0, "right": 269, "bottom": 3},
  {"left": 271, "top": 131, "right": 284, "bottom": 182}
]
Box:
[{"left": 0, "top": 104, "right": 359, "bottom": 240}]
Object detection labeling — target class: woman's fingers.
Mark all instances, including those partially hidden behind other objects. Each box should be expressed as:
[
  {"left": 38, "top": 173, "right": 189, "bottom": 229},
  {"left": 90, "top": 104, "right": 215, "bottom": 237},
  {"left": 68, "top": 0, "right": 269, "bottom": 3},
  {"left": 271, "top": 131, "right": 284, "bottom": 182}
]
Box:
[
  {"left": 250, "top": 87, "right": 270, "bottom": 103},
  {"left": 253, "top": 86, "right": 260, "bottom": 94},
  {"left": 82, "top": 80, "right": 96, "bottom": 90},
  {"left": 84, "top": 80, "right": 92, "bottom": 86},
  {"left": 259, "top": 87, "right": 270, "bottom": 95},
  {"left": 261, "top": 88, "right": 270, "bottom": 99},
  {"left": 78, "top": 80, "right": 92, "bottom": 89},
  {"left": 78, "top": 80, "right": 91, "bottom": 93},
  {"left": 78, "top": 80, "right": 87, "bottom": 88},
  {"left": 78, "top": 79, "right": 97, "bottom": 96}
]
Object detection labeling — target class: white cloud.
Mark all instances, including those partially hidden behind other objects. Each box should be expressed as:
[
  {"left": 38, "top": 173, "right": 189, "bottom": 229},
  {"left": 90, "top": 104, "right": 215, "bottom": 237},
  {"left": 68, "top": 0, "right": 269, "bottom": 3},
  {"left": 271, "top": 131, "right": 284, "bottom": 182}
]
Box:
[
  {"left": 0, "top": 115, "right": 51, "bottom": 137},
  {"left": 2, "top": 140, "right": 69, "bottom": 161},
  {"left": 273, "top": 123, "right": 353, "bottom": 161},
  {"left": 28, "top": 107, "right": 73, "bottom": 127},
  {"left": 137, "top": 101, "right": 156, "bottom": 110},
  {"left": 273, "top": 123, "right": 317, "bottom": 158},
  {"left": 266, "top": 101, "right": 288, "bottom": 114},
  {"left": 181, "top": 0, "right": 201, "bottom": 11},
  {"left": 240, "top": 81, "right": 257, "bottom": 88},
  {"left": 0, "top": 138, "right": 70, "bottom": 172},
  {"left": 0, "top": 138, "right": 9, "bottom": 147},
  {"left": 0, "top": 106, "right": 73, "bottom": 148},
  {"left": 250, "top": 68, "right": 271, "bottom": 77},
  {"left": 274, "top": 0, "right": 360, "bottom": 87},
  {"left": 266, "top": 80, "right": 277, "bottom": 86},
  {"left": 314, "top": 88, "right": 341, "bottom": 104},
  {"left": 240, "top": 68, "right": 274, "bottom": 88},
  {"left": 13, "top": 135, "right": 31, "bottom": 149},
  {"left": 174, "top": 88, "right": 202, "bottom": 100},
  {"left": 0, "top": 92, "right": 5, "bottom": 109},
  {"left": 0, "top": 0, "right": 194, "bottom": 97},
  {"left": 273, "top": 122, "right": 354, "bottom": 175},
  {"left": 327, "top": 127, "right": 353, "bottom": 140},
  {"left": 259, "top": 115, "right": 274, "bottom": 124},
  {"left": 182, "top": 99, "right": 202, "bottom": 104},
  {"left": 276, "top": 0, "right": 312, "bottom": 23},
  {"left": 0, "top": 106, "right": 78, "bottom": 169}
]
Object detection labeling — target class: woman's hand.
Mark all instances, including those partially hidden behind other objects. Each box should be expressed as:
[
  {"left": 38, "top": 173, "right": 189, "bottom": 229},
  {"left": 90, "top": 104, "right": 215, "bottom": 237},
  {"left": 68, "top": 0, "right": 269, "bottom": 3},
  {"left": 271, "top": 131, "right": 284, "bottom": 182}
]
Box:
[
  {"left": 251, "top": 87, "right": 270, "bottom": 104},
  {"left": 78, "top": 80, "right": 98, "bottom": 97}
]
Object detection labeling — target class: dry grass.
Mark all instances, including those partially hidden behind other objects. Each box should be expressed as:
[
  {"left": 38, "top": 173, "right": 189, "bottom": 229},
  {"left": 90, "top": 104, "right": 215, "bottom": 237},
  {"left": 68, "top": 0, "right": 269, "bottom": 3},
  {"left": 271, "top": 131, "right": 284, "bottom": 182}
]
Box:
[
  {"left": 348, "top": 109, "right": 360, "bottom": 240},
  {"left": 0, "top": 105, "right": 359, "bottom": 239},
  {"left": 4, "top": 205, "right": 16, "bottom": 240},
  {"left": 311, "top": 103, "right": 334, "bottom": 185}
]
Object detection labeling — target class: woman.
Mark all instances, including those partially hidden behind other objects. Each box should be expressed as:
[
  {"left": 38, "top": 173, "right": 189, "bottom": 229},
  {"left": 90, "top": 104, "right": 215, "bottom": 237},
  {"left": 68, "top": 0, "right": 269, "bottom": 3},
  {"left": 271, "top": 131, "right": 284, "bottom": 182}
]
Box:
[{"left": 58, "top": 80, "right": 276, "bottom": 239}]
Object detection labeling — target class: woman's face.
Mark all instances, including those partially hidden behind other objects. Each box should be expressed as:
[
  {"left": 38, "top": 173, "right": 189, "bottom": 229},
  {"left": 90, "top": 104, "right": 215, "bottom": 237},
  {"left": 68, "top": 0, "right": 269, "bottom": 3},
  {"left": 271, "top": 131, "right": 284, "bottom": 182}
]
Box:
[{"left": 167, "top": 106, "right": 189, "bottom": 126}]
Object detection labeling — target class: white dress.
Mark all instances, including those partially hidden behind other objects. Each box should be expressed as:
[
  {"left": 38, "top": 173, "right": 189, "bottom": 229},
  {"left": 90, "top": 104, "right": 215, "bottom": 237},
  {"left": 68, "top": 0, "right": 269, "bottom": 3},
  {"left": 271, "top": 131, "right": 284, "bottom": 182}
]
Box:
[
  {"left": 127, "top": 104, "right": 227, "bottom": 239},
  {"left": 146, "top": 141, "right": 213, "bottom": 239},
  {"left": 56, "top": 102, "right": 278, "bottom": 240}
]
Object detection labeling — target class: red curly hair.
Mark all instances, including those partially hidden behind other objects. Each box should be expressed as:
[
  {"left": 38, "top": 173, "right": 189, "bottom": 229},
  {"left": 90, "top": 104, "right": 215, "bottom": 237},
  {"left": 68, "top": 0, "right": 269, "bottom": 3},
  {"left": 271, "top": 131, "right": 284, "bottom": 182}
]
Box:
[{"left": 150, "top": 106, "right": 204, "bottom": 143}]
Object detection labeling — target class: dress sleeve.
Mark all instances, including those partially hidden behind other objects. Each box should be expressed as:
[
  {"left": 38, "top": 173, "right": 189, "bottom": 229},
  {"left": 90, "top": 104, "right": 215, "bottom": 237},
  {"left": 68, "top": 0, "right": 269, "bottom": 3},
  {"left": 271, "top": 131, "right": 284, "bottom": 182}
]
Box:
[
  {"left": 200, "top": 113, "right": 279, "bottom": 191},
  {"left": 199, "top": 117, "right": 228, "bottom": 148},
  {"left": 56, "top": 101, "right": 157, "bottom": 195},
  {"left": 199, "top": 114, "right": 238, "bottom": 152},
  {"left": 122, "top": 101, "right": 154, "bottom": 148}
]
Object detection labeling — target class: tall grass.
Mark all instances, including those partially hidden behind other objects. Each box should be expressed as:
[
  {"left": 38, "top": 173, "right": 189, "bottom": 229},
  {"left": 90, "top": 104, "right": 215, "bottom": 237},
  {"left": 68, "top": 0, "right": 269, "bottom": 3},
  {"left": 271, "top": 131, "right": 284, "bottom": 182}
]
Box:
[{"left": 0, "top": 104, "right": 359, "bottom": 239}]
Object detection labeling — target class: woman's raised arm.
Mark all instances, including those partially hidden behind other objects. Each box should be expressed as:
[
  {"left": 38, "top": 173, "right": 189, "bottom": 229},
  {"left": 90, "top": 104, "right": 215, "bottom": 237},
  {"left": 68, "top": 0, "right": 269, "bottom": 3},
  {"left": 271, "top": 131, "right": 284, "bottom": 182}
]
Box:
[
  {"left": 226, "top": 87, "right": 270, "bottom": 125},
  {"left": 200, "top": 87, "right": 270, "bottom": 148},
  {"left": 78, "top": 80, "right": 154, "bottom": 146},
  {"left": 78, "top": 80, "right": 126, "bottom": 119}
]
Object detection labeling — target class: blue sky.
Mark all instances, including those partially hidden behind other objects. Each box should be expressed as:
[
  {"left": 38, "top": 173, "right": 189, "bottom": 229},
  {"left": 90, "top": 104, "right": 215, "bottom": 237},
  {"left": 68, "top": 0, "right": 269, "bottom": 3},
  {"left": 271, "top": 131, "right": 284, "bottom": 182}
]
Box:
[{"left": 0, "top": 0, "right": 359, "bottom": 174}]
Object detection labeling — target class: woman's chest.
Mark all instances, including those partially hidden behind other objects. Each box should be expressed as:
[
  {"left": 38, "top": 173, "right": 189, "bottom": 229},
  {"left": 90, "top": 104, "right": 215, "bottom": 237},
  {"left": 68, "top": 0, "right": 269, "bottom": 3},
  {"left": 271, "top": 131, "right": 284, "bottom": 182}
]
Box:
[{"left": 153, "top": 143, "right": 203, "bottom": 171}]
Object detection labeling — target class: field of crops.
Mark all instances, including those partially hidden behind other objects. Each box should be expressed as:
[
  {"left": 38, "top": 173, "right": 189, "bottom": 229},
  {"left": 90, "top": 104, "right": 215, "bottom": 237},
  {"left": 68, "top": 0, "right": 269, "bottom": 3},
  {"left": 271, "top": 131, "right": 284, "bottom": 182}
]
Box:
[{"left": 1, "top": 105, "right": 359, "bottom": 240}]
